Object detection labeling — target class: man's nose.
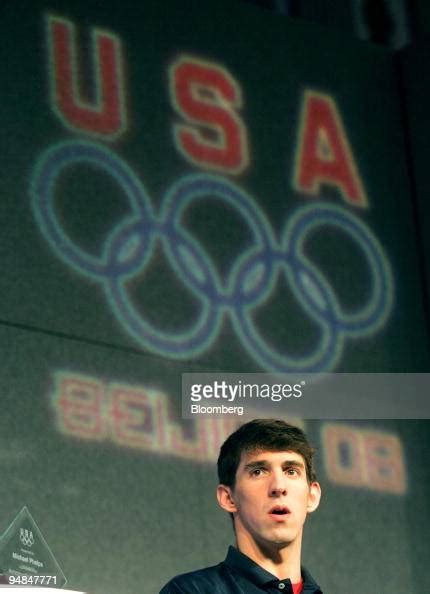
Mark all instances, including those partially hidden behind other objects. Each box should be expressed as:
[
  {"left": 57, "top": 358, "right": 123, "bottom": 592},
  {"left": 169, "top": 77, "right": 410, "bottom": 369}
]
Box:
[{"left": 269, "top": 471, "right": 287, "bottom": 496}]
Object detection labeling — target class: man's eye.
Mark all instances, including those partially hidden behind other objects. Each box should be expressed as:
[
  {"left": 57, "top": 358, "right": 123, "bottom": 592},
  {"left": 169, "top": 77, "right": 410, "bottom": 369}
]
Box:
[
  {"left": 286, "top": 468, "right": 299, "bottom": 476},
  {"left": 251, "top": 468, "right": 265, "bottom": 476}
]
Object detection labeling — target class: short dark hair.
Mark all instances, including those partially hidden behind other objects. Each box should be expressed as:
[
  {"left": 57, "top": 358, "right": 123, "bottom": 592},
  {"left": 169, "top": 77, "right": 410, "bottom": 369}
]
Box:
[{"left": 217, "top": 418, "right": 317, "bottom": 487}]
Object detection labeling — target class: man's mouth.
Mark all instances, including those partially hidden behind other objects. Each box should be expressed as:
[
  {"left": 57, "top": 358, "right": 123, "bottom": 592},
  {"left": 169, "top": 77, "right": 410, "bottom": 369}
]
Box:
[{"left": 268, "top": 505, "right": 290, "bottom": 519}]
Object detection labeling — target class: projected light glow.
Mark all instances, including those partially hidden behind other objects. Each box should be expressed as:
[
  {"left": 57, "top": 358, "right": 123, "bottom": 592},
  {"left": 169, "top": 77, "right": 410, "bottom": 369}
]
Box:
[
  {"left": 322, "top": 424, "right": 407, "bottom": 494},
  {"left": 31, "top": 13, "right": 395, "bottom": 372},
  {"left": 169, "top": 54, "right": 249, "bottom": 174},
  {"left": 294, "top": 91, "right": 368, "bottom": 207},
  {"left": 53, "top": 370, "right": 253, "bottom": 461},
  {"left": 51, "top": 371, "right": 407, "bottom": 494},
  {"left": 46, "top": 14, "right": 127, "bottom": 139},
  {"left": 31, "top": 140, "right": 393, "bottom": 372}
]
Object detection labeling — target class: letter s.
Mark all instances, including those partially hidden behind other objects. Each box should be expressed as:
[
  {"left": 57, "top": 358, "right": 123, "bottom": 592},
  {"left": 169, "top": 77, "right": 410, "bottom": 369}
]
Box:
[{"left": 169, "top": 55, "right": 249, "bottom": 174}]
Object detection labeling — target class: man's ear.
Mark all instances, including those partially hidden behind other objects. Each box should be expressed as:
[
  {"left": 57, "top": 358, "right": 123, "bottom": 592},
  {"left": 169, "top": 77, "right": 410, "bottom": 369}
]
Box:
[
  {"left": 307, "top": 481, "right": 322, "bottom": 513},
  {"left": 217, "top": 484, "right": 237, "bottom": 513}
]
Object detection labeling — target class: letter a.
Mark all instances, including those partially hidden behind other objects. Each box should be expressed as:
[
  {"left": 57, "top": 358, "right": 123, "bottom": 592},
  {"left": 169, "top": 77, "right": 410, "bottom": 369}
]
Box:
[{"left": 294, "top": 91, "right": 367, "bottom": 207}]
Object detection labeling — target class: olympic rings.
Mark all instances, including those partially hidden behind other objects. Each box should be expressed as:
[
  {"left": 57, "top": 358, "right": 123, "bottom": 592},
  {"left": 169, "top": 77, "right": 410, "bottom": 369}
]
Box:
[{"left": 31, "top": 140, "right": 393, "bottom": 372}]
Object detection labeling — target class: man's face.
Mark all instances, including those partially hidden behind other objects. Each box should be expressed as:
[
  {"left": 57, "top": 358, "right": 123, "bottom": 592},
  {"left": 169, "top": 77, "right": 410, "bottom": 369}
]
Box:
[{"left": 218, "top": 449, "right": 321, "bottom": 551}]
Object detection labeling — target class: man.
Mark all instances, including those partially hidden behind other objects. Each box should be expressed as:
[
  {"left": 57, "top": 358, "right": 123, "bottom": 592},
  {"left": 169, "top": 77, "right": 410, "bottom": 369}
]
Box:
[{"left": 160, "top": 418, "right": 323, "bottom": 593}]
